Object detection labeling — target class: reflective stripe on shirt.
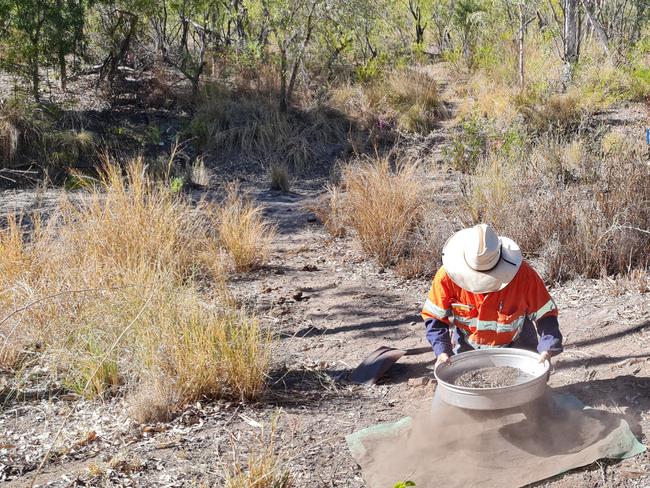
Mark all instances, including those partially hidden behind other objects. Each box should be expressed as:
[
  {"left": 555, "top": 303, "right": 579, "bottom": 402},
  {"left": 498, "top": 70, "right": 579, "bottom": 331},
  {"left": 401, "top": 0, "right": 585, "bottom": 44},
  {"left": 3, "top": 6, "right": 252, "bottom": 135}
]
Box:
[
  {"left": 453, "top": 315, "right": 525, "bottom": 333},
  {"left": 527, "top": 298, "right": 557, "bottom": 321},
  {"left": 423, "top": 298, "right": 451, "bottom": 319},
  {"left": 455, "top": 327, "right": 509, "bottom": 349}
]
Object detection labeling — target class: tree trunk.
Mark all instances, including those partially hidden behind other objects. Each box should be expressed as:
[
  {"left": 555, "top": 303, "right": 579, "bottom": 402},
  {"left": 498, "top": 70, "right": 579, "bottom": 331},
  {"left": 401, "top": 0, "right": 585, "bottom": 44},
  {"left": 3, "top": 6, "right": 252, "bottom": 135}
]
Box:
[
  {"left": 518, "top": 3, "right": 525, "bottom": 87},
  {"left": 564, "top": 0, "right": 579, "bottom": 63},
  {"left": 31, "top": 28, "right": 41, "bottom": 102},
  {"left": 191, "top": 19, "right": 208, "bottom": 95},
  {"left": 562, "top": 0, "right": 579, "bottom": 88},
  {"left": 279, "top": 48, "right": 288, "bottom": 113},
  {"left": 364, "top": 23, "right": 377, "bottom": 59},
  {"left": 416, "top": 21, "right": 425, "bottom": 45},
  {"left": 415, "top": 8, "right": 424, "bottom": 45},
  {"left": 32, "top": 60, "right": 40, "bottom": 102},
  {"left": 284, "top": 0, "right": 318, "bottom": 111},
  {"left": 462, "top": 36, "right": 470, "bottom": 64},
  {"left": 232, "top": 0, "right": 247, "bottom": 49},
  {"left": 581, "top": 0, "right": 609, "bottom": 56},
  {"left": 408, "top": 0, "right": 426, "bottom": 45},
  {"left": 180, "top": 16, "right": 189, "bottom": 71},
  {"left": 58, "top": 46, "right": 67, "bottom": 91}
]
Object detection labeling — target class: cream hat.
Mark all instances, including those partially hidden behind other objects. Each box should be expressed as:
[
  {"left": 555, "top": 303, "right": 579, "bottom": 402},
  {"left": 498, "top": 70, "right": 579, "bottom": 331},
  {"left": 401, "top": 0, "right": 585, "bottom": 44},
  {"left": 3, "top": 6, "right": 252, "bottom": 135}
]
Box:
[{"left": 442, "top": 224, "right": 522, "bottom": 293}]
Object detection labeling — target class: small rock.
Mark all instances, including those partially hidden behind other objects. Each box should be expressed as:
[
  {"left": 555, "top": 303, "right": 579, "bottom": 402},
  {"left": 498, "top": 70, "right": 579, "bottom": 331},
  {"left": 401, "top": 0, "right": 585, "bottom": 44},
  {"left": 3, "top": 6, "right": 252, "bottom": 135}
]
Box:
[
  {"left": 301, "top": 264, "right": 319, "bottom": 272},
  {"left": 409, "top": 321, "right": 416, "bottom": 326},
  {"left": 407, "top": 377, "right": 430, "bottom": 387},
  {"left": 271, "top": 306, "right": 290, "bottom": 316},
  {"left": 292, "top": 291, "right": 310, "bottom": 301}
]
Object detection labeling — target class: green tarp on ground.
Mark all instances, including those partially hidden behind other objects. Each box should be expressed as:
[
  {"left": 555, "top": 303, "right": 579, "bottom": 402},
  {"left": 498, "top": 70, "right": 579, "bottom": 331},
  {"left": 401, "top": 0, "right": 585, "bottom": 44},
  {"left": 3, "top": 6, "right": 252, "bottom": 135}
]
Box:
[{"left": 346, "top": 391, "right": 645, "bottom": 488}]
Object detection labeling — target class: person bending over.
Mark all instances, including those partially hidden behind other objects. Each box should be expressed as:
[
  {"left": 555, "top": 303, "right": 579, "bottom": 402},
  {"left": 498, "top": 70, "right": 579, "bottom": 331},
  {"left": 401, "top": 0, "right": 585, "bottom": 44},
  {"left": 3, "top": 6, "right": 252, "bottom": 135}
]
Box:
[{"left": 421, "top": 224, "right": 563, "bottom": 366}]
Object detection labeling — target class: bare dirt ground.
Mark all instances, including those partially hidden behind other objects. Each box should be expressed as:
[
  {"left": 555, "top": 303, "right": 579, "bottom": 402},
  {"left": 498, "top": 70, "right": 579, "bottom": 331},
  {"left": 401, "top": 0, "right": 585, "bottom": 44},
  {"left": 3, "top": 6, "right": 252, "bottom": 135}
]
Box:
[{"left": 1, "top": 172, "right": 649, "bottom": 487}]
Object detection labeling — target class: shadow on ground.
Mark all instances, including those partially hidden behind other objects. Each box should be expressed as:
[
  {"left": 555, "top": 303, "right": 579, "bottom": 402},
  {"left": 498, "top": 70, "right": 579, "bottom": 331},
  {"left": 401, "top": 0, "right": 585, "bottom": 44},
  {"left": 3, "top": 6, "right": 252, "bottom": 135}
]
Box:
[
  {"left": 264, "top": 365, "right": 354, "bottom": 407},
  {"left": 379, "top": 357, "right": 436, "bottom": 385},
  {"left": 555, "top": 375, "right": 650, "bottom": 441},
  {"left": 569, "top": 321, "right": 649, "bottom": 349}
]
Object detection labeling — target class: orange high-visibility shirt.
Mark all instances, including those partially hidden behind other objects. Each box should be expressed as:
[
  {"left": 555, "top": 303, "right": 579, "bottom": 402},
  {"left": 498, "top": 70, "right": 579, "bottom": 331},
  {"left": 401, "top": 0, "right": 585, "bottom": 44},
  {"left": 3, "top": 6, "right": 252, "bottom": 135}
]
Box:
[{"left": 421, "top": 261, "right": 558, "bottom": 348}]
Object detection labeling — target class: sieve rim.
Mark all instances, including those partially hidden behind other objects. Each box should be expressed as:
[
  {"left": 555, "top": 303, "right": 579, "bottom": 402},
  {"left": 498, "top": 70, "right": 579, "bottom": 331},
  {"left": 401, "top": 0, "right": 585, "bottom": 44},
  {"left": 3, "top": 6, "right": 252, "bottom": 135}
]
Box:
[{"left": 434, "top": 348, "right": 550, "bottom": 392}]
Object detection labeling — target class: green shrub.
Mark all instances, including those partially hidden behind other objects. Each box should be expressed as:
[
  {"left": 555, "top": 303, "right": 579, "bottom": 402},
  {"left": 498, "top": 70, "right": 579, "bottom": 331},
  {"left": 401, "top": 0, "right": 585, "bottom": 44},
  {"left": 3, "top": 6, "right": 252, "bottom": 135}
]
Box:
[
  {"left": 446, "top": 117, "right": 488, "bottom": 173},
  {"left": 446, "top": 117, "right": 525, "bottom": 173},
  {"left": 629, "top": 66, "right": 650, "bottom": 100}
]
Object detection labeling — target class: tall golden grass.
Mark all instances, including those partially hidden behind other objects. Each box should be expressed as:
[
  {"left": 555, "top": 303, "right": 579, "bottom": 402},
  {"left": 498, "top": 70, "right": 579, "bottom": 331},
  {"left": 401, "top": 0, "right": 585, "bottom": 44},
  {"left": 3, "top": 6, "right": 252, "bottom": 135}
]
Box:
[
  {"left": 321, "top": 156, "right": 439, "bottom": 273},
  {"left": 331, "top": 68, "right": 447, "bottom": 135},
  {"left": 217, "top": 184, "right": 276, "bottom": 272},
  {"left": 341, "top": 158, "right": 424, "bottom": 266},
  {"left": 0, "top": 160, "right": 273, "bottom": 420},
  {"left": 455, "top": 37, "right": 647, "bottom": 133},
  {"left": 188, "top": 84, "right": 348, "bottom": 170},
  {"left": 461, "top": 134, "right": 650, "bottom": 281},
  {"left": 225, "top": 416, "right": 292, "bottom": 488},
  {"left": 307, "top": 184, "right": 347, "bottom": 238},
  {"left": 319, "top": 131, "right": 648, "bottom": 283}
]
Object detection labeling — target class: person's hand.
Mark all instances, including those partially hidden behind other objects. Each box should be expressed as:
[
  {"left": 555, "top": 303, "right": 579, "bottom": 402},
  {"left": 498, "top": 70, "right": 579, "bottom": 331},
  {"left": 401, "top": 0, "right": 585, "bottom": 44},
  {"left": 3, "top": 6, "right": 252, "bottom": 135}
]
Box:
[
  {"left": 436, "top": 352, "right": 451, "bottom": 367},
  {"left": 538, "top": 351, "right": 551, "bottom": 364}
]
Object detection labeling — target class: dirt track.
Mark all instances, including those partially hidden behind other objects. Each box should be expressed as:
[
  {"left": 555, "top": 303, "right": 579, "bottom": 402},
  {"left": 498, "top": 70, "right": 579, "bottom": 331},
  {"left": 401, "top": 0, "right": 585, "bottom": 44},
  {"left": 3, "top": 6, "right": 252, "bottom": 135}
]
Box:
[{"left": 1, "top": 175, "right": 649, "bottom": 487}]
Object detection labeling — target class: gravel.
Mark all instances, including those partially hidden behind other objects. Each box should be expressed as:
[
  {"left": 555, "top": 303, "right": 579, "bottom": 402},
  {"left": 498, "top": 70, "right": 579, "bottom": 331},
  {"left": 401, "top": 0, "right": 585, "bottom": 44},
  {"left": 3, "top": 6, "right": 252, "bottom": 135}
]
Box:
[{"left": 452, "top": 366, "right": 533, "bottom": 388}]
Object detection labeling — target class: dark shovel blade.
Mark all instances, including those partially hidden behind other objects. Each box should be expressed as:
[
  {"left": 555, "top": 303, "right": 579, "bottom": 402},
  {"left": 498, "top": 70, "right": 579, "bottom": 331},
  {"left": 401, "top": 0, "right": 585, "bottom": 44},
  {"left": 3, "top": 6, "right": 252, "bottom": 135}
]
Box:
[{"left": 350, "top": 346, "right": 407, "bottom": 385}]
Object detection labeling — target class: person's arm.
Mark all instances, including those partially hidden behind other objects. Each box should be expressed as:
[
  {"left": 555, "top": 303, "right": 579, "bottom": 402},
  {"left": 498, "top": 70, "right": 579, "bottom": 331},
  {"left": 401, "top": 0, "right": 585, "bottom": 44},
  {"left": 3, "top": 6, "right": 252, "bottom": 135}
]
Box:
[
  {"left": 421, "top": 267, "right": 454, "bottom": 361},
  {"left": 536, "top": 315, "right": 563, "bottom": 355},
  {"left": 425, "top": 318, "right": 453, "bottom": 357},
  {"left": 525, "top": 264, "right": 563, "bottom": 357}
]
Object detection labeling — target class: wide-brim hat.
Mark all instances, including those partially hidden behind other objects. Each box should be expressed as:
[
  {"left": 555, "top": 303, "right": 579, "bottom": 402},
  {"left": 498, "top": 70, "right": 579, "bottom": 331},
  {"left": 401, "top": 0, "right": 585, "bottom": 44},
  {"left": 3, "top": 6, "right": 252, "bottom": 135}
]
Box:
[{"left": 442, "top": 224, "right": 523, "bottom": 293}]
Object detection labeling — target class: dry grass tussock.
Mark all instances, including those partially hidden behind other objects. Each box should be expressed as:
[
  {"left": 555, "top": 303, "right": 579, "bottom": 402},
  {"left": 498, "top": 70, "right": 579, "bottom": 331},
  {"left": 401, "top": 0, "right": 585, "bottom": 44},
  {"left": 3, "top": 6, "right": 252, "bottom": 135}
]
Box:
[
  {"left": 0, "top": 160, "right": 273, "bottom": 419},
  {"left": 462, "top": 74, "right": 586, "bottom": 136},
  {"left": 518, "top": 91, "right": 585, "bottom": 135},
  {"left": 321, "top": 133, "right": 649, "bottom": 283},
  {"left": 225, "top": 416, "right": 292, "bottom": 488},
  {"left": 462, "top": 134, "right": 650, "bottom": 281},
  {"left": 0, "top": 118, "right": 19, "bottom": 165},
  {"left": 188, "top": 84, "right": 349, "bottom": 170},
  {"left": 217, "top": 184, "right": 276, "bottom": 272},
  {"left": 341, "top": 158, "right": 424, "bottom": 267},
  {"left": 316, "top": 156, "right": 447, "bottom": 277},
  {"left": 307, "top": 184, "right": 347, "bottom": 238},
  {"left": 269, "top": 163, "right": 291, "bottom": 192},
  {"left": 0, "top": 100, "right": 42, "bottom": 167},
  {"left": 0, "top": 100, "right": 98, "bottom": 173},
  {"left": 331, "top": 68, "right": 447, "bottom": 136}
]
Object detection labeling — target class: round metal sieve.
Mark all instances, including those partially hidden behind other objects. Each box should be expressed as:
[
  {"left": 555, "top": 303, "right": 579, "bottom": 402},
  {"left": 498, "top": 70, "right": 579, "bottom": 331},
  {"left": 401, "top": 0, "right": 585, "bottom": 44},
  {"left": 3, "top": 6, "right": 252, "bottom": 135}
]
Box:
[{"left": 434, "top": 348, "right": 551, "bottom": 410}]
